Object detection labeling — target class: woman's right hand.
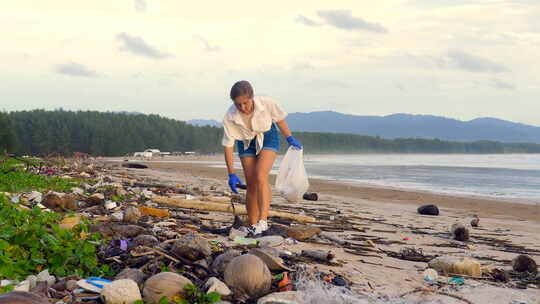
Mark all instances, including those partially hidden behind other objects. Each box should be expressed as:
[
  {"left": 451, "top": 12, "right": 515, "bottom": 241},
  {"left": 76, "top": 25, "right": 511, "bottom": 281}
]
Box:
[{"left": 228, "top": 173, "right": 245, "bottom": 194}]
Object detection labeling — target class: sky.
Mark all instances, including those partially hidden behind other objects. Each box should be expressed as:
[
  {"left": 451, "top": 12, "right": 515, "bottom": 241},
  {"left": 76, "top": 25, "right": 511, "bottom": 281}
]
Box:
[{"left": 1, "top": 0, "right": 539, "bottom": 125}]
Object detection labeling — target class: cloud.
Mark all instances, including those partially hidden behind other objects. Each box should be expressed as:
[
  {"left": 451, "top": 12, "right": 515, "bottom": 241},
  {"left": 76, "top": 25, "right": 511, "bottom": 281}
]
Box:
[
  {"left": 54, "top": 62, "right": 99, "bottom": 78},
  {"left": 447, "top": 50, "right": 508, "bottom": 73},
  {"left": 295, "top": 15, "right": 320, "bottom": 27},
  {"left": 490, "top": 78, "right": 516, "bottom": 90},
  {"left": 316, "top": 10, "right": 388, "bottom": 33},
  {"left": 116, "top": 33, "right": 172, "bottom": 59},
  {"left": 194, "top": 35, "right": 221, "bottom": 52},
  {"left": 134, "top": 0, "right": 147, "bottom": 13},
  {"left": 406, "top": 0, "right": 475, "bottom": 8}
]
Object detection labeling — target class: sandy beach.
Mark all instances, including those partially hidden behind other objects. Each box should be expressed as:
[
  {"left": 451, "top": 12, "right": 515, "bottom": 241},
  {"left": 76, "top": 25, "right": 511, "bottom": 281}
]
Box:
[{"left": 104, "top": 156, "right": 540, "bottom": 303}]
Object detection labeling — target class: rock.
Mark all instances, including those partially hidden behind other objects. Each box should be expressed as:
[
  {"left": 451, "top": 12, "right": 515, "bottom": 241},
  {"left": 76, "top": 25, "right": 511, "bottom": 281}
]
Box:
[
  {"left": 249, "top": 248, "right": 292, "bottom": 272},
  {"left": 143, "top": 272, "right": 192, "bottom": 303},
  {"left": 88, "top": 193, "right": 105, "bottom": 205},
  {"left": 417, "top": 204, "right": 439, "bottom": 216},
  {"left": 171, "top": 233, "right": 212, "bottom": 261},
  {"left": 303, "top": 192, "right": 318, "bottom": 201},
  {"left": 115, "top": 269, "right": 145, "bottom": 287},
  {"left": 66, "top": 280, "right": 78, "bottom": 291},
  {"left": 25, "top": 276, "right": 37, "bottom": 290},
  {"left": 257, "top": 291, "right": 301, "bottom": 304},
  {"left": 490, "top": 268, "right": 510, "bottom": 282},
  {"left": 224, "top": 254, "right": 271, "bottom": 301},
  {"left": 42, "top": 193, "right": 77, "bottom": 211},
  {"left": 36, "top": 269, "right": 55, "bottom": 286},
  {"left": 428, "top": 256, "right": 482, "bottom": 277},
  {"left": 283, "top": 225, "right": 321, "bottom": 241},
  {"left": 256, "top": 235, "right": 284, "bottom": 247},
  {"left": 89, "top": 223, "right": 147, "bottom": 238},
  {"left": 132, "top": 235, "right": 159, "bottom": 247},
  {"left": 124, "top": 206, "right": 141, "bottom": 223},
  {"left": 101, "top": 279, "right": 141, "bottom": 304},
  {"left": 203, "top": 277, "right": 231, "bottom": 296},
  {"left": 211, "top": 249, "right": 241, "bottom": 276},
  {"left": 512, "top": 255, "right": 538, "bottom": 273},
  {"left": 111, "top": 211, "right": 124, "bottom": 221},
  {"left": 51, "top": 280, "right": 67, "bottom": 291},
  {"left": 450, "top": 223, "right": 470, "bottom": 241},
  {"left": 0, "top": 292, "right": 49, "bottom": 304},
  {"left": 470, "top": 215, "right": 480, "bottom": 227}
]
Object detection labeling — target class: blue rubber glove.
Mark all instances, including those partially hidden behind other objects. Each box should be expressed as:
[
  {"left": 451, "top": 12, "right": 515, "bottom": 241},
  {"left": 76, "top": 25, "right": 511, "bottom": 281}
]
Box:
[
  {"left": 228, "top": 173, "right": 245, "bottom": 194},
  {"left": 286, "top": 136, "right": 302, "bottom": 150}
]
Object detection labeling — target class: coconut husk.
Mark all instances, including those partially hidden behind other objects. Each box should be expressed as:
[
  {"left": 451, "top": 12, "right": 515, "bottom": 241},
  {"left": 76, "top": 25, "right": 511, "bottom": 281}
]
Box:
[{"left": 249, "top": 248, "right": 292, "bottom": 272}]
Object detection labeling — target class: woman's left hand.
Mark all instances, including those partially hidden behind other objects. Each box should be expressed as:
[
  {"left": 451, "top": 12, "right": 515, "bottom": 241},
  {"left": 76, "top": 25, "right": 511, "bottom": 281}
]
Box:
[{"left": 286, "top": 136, "right": 302, "bottom": 150}]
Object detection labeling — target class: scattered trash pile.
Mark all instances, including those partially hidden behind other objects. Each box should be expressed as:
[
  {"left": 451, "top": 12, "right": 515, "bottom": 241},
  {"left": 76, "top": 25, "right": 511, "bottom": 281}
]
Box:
[{"left": 0, "top": 156, "right": 538, "bottom": 304}]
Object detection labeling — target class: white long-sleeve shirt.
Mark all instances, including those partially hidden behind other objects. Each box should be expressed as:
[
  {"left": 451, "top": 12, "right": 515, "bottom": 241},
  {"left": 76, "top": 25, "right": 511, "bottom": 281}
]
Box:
[{"left": 222, "top": 96, "right": 288, "bottom": 155}]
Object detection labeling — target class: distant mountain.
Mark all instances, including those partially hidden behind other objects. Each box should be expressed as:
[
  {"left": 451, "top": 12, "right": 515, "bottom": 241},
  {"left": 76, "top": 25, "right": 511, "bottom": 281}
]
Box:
[
  {"left": 187, "top": 119, "right": 222, "bottom": 127},
  {"left": 286, "top": 111, "right": 540, "bottom": 143}
]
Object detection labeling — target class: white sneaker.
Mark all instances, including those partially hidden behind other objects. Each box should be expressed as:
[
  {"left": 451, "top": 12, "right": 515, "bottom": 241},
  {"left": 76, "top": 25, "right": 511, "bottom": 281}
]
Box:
[{"left": 258, "top": 220, "right": 269, "bottom": 232}]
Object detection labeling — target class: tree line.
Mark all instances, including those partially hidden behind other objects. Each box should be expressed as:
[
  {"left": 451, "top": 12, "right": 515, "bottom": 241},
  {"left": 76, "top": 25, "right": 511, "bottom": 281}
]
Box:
[{"left": 1, "top": 110, "right": 540, "bottom": 156}]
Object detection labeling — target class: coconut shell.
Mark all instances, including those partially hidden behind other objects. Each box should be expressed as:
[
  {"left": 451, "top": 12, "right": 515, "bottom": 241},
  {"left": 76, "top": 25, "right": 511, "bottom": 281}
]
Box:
[
  {"left": 450, "top": 223, "right": 470, "bottom": 241},
  {"left": 211, "top": 249, "right": 241, "bottom": 276},
  {"left": 249, "top": 248, "right": 292, "bottom": 272},
  {"left": 428, "top": 256, "right": 482, "bottom": 277},
  {"left": 512, "top": 255, "right": 538, "bottom": 273},
  {"left": 143, "top": 272, "right": 192, "bottom": 303},
  {"left": 224, "top": 254, "right": 271, "bottom": 301}
]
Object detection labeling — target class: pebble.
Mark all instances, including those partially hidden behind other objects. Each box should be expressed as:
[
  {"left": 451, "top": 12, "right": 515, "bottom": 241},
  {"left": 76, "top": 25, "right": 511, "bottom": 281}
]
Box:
[
  {"left": 111, "top": 211, "right": 124, "bottom": 221},
  {"left": 203, "top": 277, "right": 231, "bottom": 296},
  {"left": 100, "top": 279, "right": 141, "bottom": 304}
]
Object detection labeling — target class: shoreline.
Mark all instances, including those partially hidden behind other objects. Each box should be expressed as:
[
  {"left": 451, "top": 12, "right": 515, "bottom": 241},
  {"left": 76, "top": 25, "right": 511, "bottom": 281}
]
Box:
[{"left": 108, "top": 157, "right": 540, "bottom": 223}]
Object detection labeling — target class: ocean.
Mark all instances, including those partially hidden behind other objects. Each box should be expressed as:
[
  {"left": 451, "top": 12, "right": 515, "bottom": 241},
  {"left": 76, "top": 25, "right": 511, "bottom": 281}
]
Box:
[{"left": 302, "top": 154, "right": 540, "bottom": 204}]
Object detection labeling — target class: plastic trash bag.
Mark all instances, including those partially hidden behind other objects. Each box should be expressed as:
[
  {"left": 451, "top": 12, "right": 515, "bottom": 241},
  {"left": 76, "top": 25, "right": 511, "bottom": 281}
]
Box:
[{"left": 275, "top": 147, "right": 309, "bottom": 202}]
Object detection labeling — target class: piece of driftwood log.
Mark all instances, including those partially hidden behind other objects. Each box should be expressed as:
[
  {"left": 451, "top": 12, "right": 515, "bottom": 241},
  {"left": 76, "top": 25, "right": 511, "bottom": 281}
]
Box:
[
  {"left": 153, "top": 196, "right": 316, "bottom": 223},
  {"left": 301, "top": 250, "right": 335, "bottom": 262}
]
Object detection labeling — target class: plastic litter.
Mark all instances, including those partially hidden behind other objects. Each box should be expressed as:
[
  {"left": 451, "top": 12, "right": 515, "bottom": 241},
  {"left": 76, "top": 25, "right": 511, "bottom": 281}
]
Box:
[
  {"left": 448, "top": 277, "right": 465, "bottom": 285},
  {"left": 233, "top": 236, "right": 258, "bottom": 246},
  {"left": 275, "top": 147, "right": 309, "bottom": 202},
  {"left": 278, "top": 272, "right": 293, "bottom": 291},
  {"left": 423, "top": 268, "right": 438, "bottom": 283}
]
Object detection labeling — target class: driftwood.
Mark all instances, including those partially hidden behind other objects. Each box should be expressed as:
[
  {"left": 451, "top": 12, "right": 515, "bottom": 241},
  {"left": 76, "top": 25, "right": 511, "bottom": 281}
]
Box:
[
  {"left": 153, "top": 196, "right": 316, "bottom": 223},
  {"left": 301, "top": 250, "right": 335, "bottom": 262}
]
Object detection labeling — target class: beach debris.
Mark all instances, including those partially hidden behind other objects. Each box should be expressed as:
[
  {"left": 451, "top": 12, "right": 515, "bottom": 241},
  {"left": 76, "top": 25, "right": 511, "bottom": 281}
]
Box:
[
  {"left": 256, "top": 235, "right": 284, "bottom": 247},
  {"left": 132, "top": 234, "right": 159, "bottom": 247},
  {"left": 123, "top": 206, "right": 142, "bottom": 223},
  {"left": 77, "top": 277, "right": 112, "bottom": 294},
  {"left": 88, "top": 193, "right": 105, "bottom": 205},
  {"left": 211, "top": 249, "right": 242, "bottom": 276},
  {"left": 512, "top": 255, "right": 538, "bottom": 273},
  {"left": 387, "top": 247, "right": 434, "bottom": 262},
  {"left": 111, "top": 211, "right": 123, "bottom": 221},
  {"left": 450, "top": 223, "right": 470, "bottom": 241},
  {"left": 142, "top": 272, "right": 192, "bottom": 303},
  {"left": 278, "top": 272, "right": 293, "bottom": 292},
  {"left": 428, "top": 256, "right": 482, "bottom": 277},
  {"left": 152, "top": 196, "right": 316, "bottom": 223},
  {"left": 58, "top": 214, "right": 81, "bottom": 230},
  {"left": 282, "top": 225, "right": 321, "bottom": 241},
  {"left": 203, "top": 277, "right": 232, "bottom": 296},
  {"left": 41, "top": 192, "right": 77, "bottom": 211},
  {"left": 104, "top": 201, "right": 117, "bottom": 210},
  {"left": 319, "top": 232, "right": 348, "bottom": 245},
  {"left": 257, "top": 291, "right": 300, "bottom": 304},
  {"left": 121, "top": 163, "right": 148, "bottom": 169},
  {"left": 224, "top": 254, "right": 271, "bottom": 301},
  {"left": 448, "top": 277, "right": 465, "bottom": 285},
  {"left": 26, "top": 191, "right": 42, "bottom": 203},
  {"left": 470, "top": 215, "right": 480, "bottom": 227},
  {"left": 0, "top": 292, "right": 49, "bottom": 304},
  {"left": 417, "top": 204, "right": 439, "bottom": 216},
  {"left": 137, "top": 206, "right": 170, "bottom": 218},
  {"left": 233, "top": 236, "right": 258, "bottom": 246},
  {"left": 229, "top": 227, "right": 248, "bottom": 240},
  {"left": 249, "top": 248, "right": 292, "bottom": 272},
  {"left": 89, "top": 222, "right": 146, "bottom": 238},
  {"left": 490, "top": 268, "right": 510, "bottom": 282},
  {"left": 171, "top": 233, "right": 212, "bottom": 261},
  {"left": 303, "top": 192, "right": 318, "bottom": 201},
  {"left": 100, "top": 279, "right": 141, "bottom": 304},
  {"left": 66, "top": 280, "right": 78, "bottom": 291},
  {"left": 115, "top": 268, "right": 145, "bottom": 287},
  {"left": 423, "top": 268, "right": 439, "bottom": 283},
  {"left": 301, "top": 250, "right": 335, "bottom": 263}
]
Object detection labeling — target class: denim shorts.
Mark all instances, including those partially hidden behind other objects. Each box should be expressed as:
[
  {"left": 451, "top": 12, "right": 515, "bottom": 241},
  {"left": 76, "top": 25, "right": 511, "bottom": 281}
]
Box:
[{"left": 237, "top": 123, "right": 280, "bottom": 158}]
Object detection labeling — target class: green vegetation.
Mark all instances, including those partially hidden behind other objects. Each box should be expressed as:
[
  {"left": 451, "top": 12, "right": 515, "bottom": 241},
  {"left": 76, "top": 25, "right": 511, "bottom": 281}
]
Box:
[
  {"left": 0, "top": 156, "right": 78, "bottom": 193},
  {"left": 0, "top": 194, "right": 112, "bottom": 281},
  {"left": 133, "top": 284, "right": 221, "bottom": 304},
  {"left": 0, "top": 112, "right": 17, "bottom": 153},
  {"left": 3, "top": 109, "right": 540, "bottom": 155}
]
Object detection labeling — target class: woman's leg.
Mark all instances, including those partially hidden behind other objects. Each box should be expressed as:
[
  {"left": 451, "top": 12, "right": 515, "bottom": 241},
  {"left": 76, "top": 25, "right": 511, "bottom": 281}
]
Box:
[
  {"left": 255, "top": 149, "right": 277, "bottom": 221},
  {"left": 240, "top": 156, "right": 259, "bottom": 225}
]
